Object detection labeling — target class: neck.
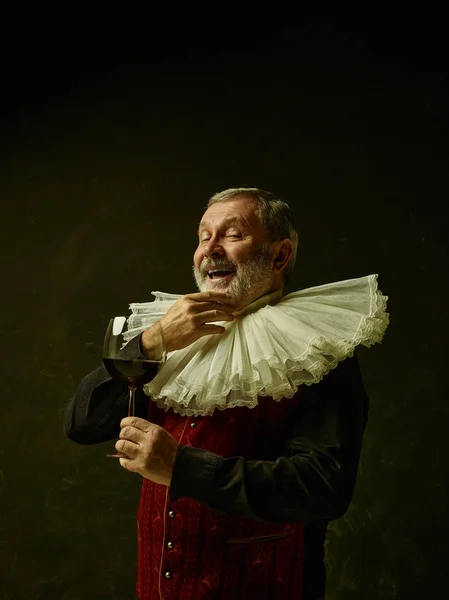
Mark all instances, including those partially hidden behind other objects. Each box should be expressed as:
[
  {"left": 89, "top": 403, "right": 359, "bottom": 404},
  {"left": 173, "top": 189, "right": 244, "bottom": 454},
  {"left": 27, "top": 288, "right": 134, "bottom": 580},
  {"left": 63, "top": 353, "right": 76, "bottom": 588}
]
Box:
[{"left": 233, "top": 288, "right": 284, "bottom": 317}]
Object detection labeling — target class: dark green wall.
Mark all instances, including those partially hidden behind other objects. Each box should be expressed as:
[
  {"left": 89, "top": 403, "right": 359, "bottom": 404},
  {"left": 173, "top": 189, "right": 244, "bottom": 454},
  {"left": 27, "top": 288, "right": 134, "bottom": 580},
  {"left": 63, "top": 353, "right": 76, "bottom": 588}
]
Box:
[{"left": 1, "top": 15, "right": 447, "bottom": 600}]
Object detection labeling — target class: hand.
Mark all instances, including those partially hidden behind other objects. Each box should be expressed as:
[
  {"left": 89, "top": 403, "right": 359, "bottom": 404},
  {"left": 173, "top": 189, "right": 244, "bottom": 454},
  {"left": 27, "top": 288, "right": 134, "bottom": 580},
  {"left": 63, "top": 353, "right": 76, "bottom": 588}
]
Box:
[
  {"left": 142, "top": 291, "right": 236, "bottom": 355},
  {"left": 116, "top": 417, "right": 179, "bottom": 486}
]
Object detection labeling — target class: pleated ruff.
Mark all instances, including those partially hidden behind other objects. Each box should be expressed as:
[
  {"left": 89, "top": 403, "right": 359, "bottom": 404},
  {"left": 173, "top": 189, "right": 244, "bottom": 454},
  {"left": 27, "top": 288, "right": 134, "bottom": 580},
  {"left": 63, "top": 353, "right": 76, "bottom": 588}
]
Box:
[{"left": 122, "top": 274, "right": 388, "bottom": 416}]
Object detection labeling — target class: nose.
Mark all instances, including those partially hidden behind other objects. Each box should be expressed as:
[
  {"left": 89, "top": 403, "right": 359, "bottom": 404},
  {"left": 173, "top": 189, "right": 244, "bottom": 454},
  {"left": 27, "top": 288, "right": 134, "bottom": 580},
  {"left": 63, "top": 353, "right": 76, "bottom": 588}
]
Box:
[{"left": 203, "top": 236, "right": 225, "bottom": 258}]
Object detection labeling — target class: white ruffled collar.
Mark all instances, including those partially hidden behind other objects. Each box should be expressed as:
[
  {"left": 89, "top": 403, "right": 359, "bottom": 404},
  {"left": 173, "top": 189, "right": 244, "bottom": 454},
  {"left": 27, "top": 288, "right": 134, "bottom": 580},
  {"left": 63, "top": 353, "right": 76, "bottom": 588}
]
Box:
[{"left": 122, "top": 274, "right": 389, "bottom": 416}]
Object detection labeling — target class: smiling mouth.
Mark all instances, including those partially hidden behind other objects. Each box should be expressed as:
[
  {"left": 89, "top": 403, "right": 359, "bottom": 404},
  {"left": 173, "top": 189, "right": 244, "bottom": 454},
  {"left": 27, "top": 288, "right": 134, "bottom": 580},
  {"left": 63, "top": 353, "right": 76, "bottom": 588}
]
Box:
[{"left": 206, "top": 269, "right": 235, "bottom": 280}]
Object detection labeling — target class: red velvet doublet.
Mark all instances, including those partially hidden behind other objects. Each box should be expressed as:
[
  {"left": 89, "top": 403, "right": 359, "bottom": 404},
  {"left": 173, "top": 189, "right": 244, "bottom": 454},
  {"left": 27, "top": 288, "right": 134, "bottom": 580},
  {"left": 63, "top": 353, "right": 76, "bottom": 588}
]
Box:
[{"left": 137, "top": 390, "right": 304, "bottom": 600}]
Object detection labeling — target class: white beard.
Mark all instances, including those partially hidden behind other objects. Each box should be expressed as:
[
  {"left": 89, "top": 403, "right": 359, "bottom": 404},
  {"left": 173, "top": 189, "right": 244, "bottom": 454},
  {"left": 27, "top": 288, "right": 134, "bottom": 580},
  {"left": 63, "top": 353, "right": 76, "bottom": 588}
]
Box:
[{"left": 192, "top": 244, "right": 274, "bottom": 309}]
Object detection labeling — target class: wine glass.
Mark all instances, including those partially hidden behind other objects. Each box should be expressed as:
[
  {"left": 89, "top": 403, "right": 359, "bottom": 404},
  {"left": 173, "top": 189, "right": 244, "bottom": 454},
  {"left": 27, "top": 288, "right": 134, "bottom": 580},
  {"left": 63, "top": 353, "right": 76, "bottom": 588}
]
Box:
[{"left": 103, "top": 316, "right": 157, "bottom": 458}]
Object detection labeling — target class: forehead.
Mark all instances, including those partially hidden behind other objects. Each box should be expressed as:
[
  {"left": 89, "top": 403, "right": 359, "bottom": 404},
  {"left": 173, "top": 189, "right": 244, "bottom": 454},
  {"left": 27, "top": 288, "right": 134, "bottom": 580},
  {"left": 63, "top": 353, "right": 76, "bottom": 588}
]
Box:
[{"left": 199, "top": 197, "right": 261, "bottom": 230}]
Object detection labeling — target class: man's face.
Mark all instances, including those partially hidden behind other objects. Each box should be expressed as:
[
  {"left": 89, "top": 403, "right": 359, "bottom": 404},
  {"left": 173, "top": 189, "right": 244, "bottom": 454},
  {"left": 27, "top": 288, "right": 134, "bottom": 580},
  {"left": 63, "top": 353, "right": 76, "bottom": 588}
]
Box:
[{"left": 193, "top": 196, "right": 276, "bottom": 308}]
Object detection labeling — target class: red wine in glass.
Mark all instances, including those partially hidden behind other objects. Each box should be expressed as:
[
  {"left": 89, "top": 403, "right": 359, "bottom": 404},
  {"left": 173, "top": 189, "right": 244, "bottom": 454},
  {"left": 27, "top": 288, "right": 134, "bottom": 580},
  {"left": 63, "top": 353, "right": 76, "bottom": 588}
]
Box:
[
  {"left": 103, "top": 317, "right": 156, "bottom": 458},
  {"left": 103, "top": 358, "right": 157, "bottom": 387}
]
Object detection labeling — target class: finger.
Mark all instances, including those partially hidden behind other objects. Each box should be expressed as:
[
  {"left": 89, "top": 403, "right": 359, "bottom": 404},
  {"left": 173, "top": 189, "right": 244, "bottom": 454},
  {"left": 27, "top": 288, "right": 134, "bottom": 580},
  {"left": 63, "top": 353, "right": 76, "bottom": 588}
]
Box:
[
  {"left": 194, "top": 301, "right": 236, "bottom": 313},
  {"left": 198, "top": 310, "right": 234, "bottom": 323},
  {"left": 200, "top": 324, "right": 226, "bottom": 335},
  {"left": 121, "top": 417, "right": 153, "bottom": 431},
  {"left": 119, "top": 426, "right": 146, "bottom": 443},
  {"left": 119, "top": 456, "right": 137, "bottom": 472},
  {"left": 116, "top": 439, "right": 138, "bottom": 457},
  {"left": 188, "top": 291, "right": 236, "bottom": 306}
]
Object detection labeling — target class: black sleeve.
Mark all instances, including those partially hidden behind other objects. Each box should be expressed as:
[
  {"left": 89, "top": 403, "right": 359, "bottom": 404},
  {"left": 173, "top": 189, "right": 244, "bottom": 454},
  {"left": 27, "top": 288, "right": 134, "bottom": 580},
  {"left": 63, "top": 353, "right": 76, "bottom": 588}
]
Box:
[
  {"left": 169, "top": 353, "right": 369, "bottom": 523},
  {"left": 64, "top": 334, "right": 159, "bottom": 445}
]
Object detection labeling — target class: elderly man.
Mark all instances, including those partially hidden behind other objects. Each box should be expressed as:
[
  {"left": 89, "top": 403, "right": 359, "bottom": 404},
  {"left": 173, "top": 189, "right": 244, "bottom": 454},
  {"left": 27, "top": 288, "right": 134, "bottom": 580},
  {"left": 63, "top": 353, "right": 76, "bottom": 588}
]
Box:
[{"left": 65, "top": 188, "right": 387, "bottom": 600}]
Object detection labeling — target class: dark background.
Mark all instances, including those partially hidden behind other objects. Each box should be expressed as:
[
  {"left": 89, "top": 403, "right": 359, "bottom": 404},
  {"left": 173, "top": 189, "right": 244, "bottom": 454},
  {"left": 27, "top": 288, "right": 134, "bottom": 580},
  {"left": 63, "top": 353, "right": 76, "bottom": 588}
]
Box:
[{"left": 0, "top": 4, "right": 447, "bottom": 599}]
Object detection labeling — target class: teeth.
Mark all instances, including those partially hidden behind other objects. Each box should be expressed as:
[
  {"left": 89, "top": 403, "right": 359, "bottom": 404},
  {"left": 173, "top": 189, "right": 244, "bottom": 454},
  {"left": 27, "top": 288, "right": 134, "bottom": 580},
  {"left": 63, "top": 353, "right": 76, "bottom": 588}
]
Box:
[{"left": 208, "top": 270, "right": 233, "bottom": 279}]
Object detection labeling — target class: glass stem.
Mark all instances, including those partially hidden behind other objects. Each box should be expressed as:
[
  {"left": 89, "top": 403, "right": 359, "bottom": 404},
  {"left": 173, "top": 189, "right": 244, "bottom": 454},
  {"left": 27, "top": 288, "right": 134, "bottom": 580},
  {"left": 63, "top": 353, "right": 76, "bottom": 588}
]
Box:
[{"left": 128, "top": 385, "right": 137, "bottom": 417}]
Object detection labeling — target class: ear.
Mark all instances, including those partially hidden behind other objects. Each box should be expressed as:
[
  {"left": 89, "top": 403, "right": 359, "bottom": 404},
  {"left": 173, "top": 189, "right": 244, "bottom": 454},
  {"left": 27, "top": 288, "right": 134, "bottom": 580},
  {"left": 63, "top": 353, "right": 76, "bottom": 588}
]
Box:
[{"left": 272, "top": 238, "right": 293, "bottom": 273}]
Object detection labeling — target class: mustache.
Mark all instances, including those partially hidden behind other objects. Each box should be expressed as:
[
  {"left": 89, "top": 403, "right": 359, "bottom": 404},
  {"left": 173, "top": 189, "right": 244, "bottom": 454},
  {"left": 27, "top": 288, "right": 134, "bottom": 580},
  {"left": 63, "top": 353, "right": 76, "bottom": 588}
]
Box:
[{"left": 200, "top": 259, "right": 237, "bottom": 273}]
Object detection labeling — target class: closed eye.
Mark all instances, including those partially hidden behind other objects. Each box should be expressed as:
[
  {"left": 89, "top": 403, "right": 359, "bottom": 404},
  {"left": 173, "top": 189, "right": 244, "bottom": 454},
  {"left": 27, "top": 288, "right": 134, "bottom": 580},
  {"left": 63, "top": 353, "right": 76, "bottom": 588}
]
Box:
[{"left": 200, "top": 233, "right": 241, "bottom": 242}]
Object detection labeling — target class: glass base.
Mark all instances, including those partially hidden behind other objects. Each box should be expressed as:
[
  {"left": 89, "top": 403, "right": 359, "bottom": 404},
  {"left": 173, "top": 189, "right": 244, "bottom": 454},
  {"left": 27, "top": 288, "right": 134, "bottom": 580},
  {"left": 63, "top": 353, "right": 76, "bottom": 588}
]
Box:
[{"left": 106, "top": 452, "right": 130, "bottom": 458}]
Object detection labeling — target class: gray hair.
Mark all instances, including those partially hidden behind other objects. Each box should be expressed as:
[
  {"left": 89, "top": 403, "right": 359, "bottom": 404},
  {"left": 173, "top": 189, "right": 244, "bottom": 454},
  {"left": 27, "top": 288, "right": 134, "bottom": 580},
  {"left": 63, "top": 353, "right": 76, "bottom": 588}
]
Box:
[{"left": 207, "top": 187, "right": 299, "bottom": 283}]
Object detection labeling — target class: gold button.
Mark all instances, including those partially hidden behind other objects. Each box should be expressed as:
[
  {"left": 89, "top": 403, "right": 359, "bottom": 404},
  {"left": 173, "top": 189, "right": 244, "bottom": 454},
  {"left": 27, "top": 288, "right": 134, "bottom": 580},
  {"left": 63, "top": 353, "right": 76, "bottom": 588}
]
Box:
[
  {"left": 164, "top": 571, "right": 172, "bottom": 580},
  {"left": 167, "top": 541, "right": 174, "bottom": 549},
  {"left": 168, "top": 510, "right": 175, "bottom": 518},
  {"left": 190, "top": 422, "right": 197, "bottom": 429}
]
